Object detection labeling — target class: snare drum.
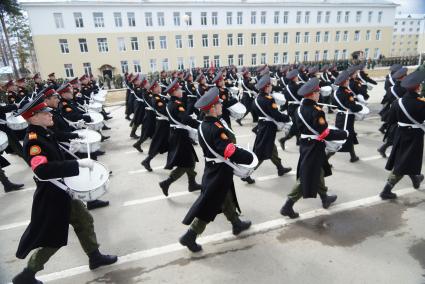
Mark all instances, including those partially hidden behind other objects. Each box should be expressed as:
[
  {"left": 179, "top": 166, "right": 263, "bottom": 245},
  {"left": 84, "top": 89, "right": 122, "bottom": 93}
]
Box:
[
  {"left": 232, "top": 148, "right": 259, "bottom": 178},
  {"left": 320, "top": 86, "right": 333, "bottom": 97},
  {"left": 0, "top": 131, "right": 8, "bottom": 152},
  {"left": 64, "top": 161, "right": 109, "bottom": 201},
  {"left": 271, "top": 92, "right": 286, "bottom": 106},
  {"left": 88, "top": 102, "right": 102, "bottom": 112},
  {"left": 228, "top": 102, "right": 246, "bottom": 120},
  {"left": 354, "top": 104, "right": 370, "bottom": 121},
  {"left": 6, "top": 114, "right": 28, "bottom": 131},
  {"left": 85, "top": 112, "right": 104, "bottom": 131},
  {"left": 325, "top": 126, "right": 347, "bottom": 153},
  {"left": 367, "top": 84, "right": 373, "bottom": 91},
  {"left": 188, "top": 128, "right": 198, "bottom": 143},
  {"left": 229, "top": 87, "right": 240, "bottom": 97},
  {"left": 72, "top": 129, "right": 102, "bottom": 153},
  {"left": 276, "top": 121, "right": 293, "bottom": 136},
  {"left": 92, "top": 95, "right": 106, "bottom": 104}
]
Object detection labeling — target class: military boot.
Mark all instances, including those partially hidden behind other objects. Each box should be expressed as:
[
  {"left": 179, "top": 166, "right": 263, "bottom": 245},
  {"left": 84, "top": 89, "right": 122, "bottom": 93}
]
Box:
[
  {"left": 320, "top": 194, "right": 338, "bottom": 209},
  {"left": 159, "top": 177, "right": 175, "bottom": 196},
  {"left": 12, "top": 268, "right": 42, "bottom": 284},
  {"left": 130, "top": 125, "right": 140, "bottom": 139},
  {"left": 87, "top": 200, "right": 109, "bottom": 210},
  {"left": 88, "top": 249, "right": 118, "bottom": 270},
  {"left": 0, "top": 170, "right": 24, "bottom": 193},
  {"left": 410, "top": 174, "right": 424, "bottom": 189},
  {"left": 141, "top": 156, "right": 153, "bottom": 171},
  {"left": 188, "top": 176, "right": 202, "bottom": 192},
  {"left": 277, "top": 164, "right": 292, "bottom": 176},
  {"left": 133, "top": 141, "right": 143, "bottom": 153},
  {"left": 280, "top": 198, "right": 299, "bottom": 219},
  {"left": 380, "top": 183, "right": 397, "bottom": 200},
  {"left": 179, "top": 229, "right": 202, "bottom": 252},
  {"left": 377, "top": 143, "right": 389, "bottom": 158},
  {"left": 232, "top": 219, "right": 252, "bottom": 235}
]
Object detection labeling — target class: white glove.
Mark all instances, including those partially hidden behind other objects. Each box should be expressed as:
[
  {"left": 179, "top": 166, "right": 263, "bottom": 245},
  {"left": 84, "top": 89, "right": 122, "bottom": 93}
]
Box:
[
  {"left": 78, "top": 158, "right": 94, "bottom": 170},
  {"left": 78, "top": 133, "right": 86, "bottom": 139},
  {"left": 69, "top": 140, "right": 81, "bottom": 153}
]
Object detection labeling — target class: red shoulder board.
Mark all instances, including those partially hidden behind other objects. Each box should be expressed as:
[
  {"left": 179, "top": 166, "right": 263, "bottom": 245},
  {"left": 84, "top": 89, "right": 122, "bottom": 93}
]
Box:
[{"left": 214, "top": 122, "right": 223, "bottom": 128}]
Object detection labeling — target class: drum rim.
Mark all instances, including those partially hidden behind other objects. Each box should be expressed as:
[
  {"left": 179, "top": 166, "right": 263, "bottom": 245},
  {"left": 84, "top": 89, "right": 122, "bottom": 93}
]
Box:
[{"left": 64, "top": 161, "right": 110, "bottom": 191}]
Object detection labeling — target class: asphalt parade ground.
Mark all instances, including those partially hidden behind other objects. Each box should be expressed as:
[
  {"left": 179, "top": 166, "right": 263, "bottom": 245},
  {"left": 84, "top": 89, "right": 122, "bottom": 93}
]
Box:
[{"left": 1, "top": 81, "right": 425, "bottom": 283}]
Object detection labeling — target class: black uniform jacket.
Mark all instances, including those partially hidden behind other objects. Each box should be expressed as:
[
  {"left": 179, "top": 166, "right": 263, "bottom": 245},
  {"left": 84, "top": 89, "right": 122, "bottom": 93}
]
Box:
[{"left": 148, "top": 94, "right": 169, "bottom": 156}]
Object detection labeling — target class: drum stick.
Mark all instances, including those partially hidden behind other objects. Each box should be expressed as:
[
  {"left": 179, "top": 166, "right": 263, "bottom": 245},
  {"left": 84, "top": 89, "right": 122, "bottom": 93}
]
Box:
[
  {"left": 343, "top": 109, "right": 349, "bottom": 130},
  {"left": 85, "top": 128, "right": 92, "bottom": 178},
  {"left": 317, "top": 103, "right": 338, "bottom": 108}
]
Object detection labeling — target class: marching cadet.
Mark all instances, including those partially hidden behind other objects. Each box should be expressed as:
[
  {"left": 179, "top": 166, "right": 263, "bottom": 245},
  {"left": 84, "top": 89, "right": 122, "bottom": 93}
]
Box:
[
  {"left": 329, "top": 64, "right": 339, "bottom": 82},
  {"left": 308, "top": 66, "right": 319, "bottom": 79},
  {"left": 377, "top": 67, "right": 408, "bottom": 158},
  {"left": 206, "top": 66, "right": 215, "bottom": 85},
  {"left": 279, "top": 69, "right": 303, "bottom": 150},
  {"left": 196, "top": 73, "right": 209, "bottom": 97},
  {"left": 179, "top": 87, "right": 254, "bottom": 252},
  {"left": 125, "top": 73, "right": 135, "bottom": 121},
  {"left": 280, "top": 78, "right": 348, "bottom": 219},
  {"left": 129, "top": 75, "right": 146, "bottom": 139},
  {"left": 46, "top": 72, "right": 59, "bottom": 90},
  {"left": 252, "top": 74, "right": 292, "bottom": 179},
  {"left": 33, "top": 73, "right": 45, "bottom": 94},
  {"left": 80, "top": 75, "right": 112, "bottom": 121},
  {"left": 183, "top": 72, "right": 199, "bottom": 116},
  {"left": 297, "top": 64, "right": 309, "bottom": 83},
  {"left": 331, "top": 70, "right": 365, "bottom": 163},
  {"left": 319, "top": 65, "right": 334, "bottom": 114},
  {"left": 358, "top": 63, "right": 377, "bottom": 93},
  {"left": 380, "top": 70, "right": 425, "bottom": 200},
  {"left": 12, "top": 96, "right": 117, "bottom": 284},
  {"left": 141, "top": 80, "right": 170, "bottom": 171},
  {"left": 159, "top": 70, "right": 169, "bottom": 91},
  {"left": 16, "top": 78, "right": 30, "bottom": 104},
  {"left": 213, "top": 70, "right": 238, "bottom": 128},
  {"left": 237, "top": 68, "right": 258, "bottom": 126},
  {"left": 159, "top": 79, "right": 202, "bottom": 196}
]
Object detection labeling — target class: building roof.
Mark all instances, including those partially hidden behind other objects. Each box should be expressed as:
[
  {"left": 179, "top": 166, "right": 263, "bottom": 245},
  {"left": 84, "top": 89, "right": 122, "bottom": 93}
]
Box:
[{"left": 395, "top": 13, "right": 425, "bottom": 20}]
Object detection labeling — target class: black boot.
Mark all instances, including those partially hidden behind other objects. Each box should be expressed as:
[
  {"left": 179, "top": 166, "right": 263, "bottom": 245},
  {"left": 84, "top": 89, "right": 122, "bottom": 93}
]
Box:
[
  {"left": 133, "top": 141, "right": 143, "bottom": 153},
  {"left": 241, "top": 176, "right": 255, "bottom": 184},
  {"left": 130, "top": 125, "right": 140, "bottom": 139},
  {"left": 232, "top": 219, "right": 252, "bottom": 235},
  {"left": 102, "top": 125, "right": 111, "bottom": 131},
  {"left": 320, "top": 194, "right": 338, "bottom": 209},
  {"left": 380, "top": 183, "right": 397, "bottom": 200},
  {"left": 277, "top": 164, "right": 292, "bottom": 176},
  {"left": 279, "top": 137, "right": 288, "bottom": 150},
  {"left": 87, "top": 200, "right": 110, "bottom": 210},
  {"left": 141, "top": 156, "right": 152, "bottom": 171},
  {"left": 349, "top": 149, "right": 359, "bottom": 163},
  {"left": 2, "top": 178, "right": 24, "bottom": 193},
  {"left": 378, "top": 124, "right": 386, "bottom": 134},
  {"left": 179, "top": 229, "right": 202, "bottom": 252},
  {"left": 188, "top": 176, "right": 202, "bottom": 192},
  {"left": 280, "top": 198, "right": 299, "bottom": 219},
  {"left": 12, "top": 268, "right": 42, "bottom": 284},
  {"left": 125, "top": 115, "right": 131, "bottom": 121},
  {"left": 377, "top": 143, "right": 389, "bottom": 158},
  {"left": 159, "top": 177, "right": 174, "bottom": 196},
  {"left": 100, "top": 135, "right": 110, "bottom": 142},
  {"left": 410, "top": 174, "right": 424, "bottom": 189},
  {"left": 88, "top": 249, "right": 118, "bottom": 270}
]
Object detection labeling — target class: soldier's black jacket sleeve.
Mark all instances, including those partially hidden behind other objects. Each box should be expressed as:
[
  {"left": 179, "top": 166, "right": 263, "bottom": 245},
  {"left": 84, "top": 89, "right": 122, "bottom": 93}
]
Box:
[
  {"left": 263, "top": 97, "right": 291, "bottom": 123},
  {"left": 311, "top": 108, "right": 348, "bottom": 141},
  {"left": 361, "top": 71, "right": 377, "bottom": 85},
  {"left": 174, "top": 104, "right": 200, "bottom": 129},
  {"left": 343, "top": 93, "right": 364, "bottom": 113}
]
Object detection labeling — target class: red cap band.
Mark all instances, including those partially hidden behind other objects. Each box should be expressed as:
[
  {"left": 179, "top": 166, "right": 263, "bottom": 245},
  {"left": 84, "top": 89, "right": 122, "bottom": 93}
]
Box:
[
  {"left": 200, "top": 95, "right": 219, "bottom": 111},
  {"left": 22, "top": 102, "right": 49, "bottom": 119}
]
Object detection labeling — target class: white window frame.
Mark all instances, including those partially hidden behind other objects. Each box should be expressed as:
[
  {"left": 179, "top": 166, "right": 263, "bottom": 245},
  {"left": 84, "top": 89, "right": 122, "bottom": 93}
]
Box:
[
  {"left": 133, "top": 60, "right": 141, "bottom": 73},
  {"left": 237, "top": 11, "right": 243, "bottom": 25},
  {"left": 227, "top": 33, "right": 233, "bottom": 46},
  {"left": 54, "top": 13, "right": 64, "bottom": 28},
  {"left": 79, "top": 38, "right": 88, "bottom": 53},
  {"left": 128, "top": 12, "right": 136, "bottom": 27},
  {"left": 64, "top": 64, "right": 74, "bottom": 77},
  {"left": 93, "top": 12, "right": 104, "bottom": 28},
  {"left": 212, "top": 12, "right": 218, "bottom": 25},
  {"left": 227, "top": 12, "right": 233, "bottom": 25},
  {"left": 175, "top": 35, "right": 183, "bottom": 48},
  {"left": 114, "top": 12, "right": 122, "bottom": 27},
  {"left": 59, "top": 39, "right": 69, "bottom": 54},
  {"left": 83, "top": 62, "right": 92, "bottom": 75},
  {"left": 97, "top": 37, "right": 108, "bottom": 52},
  {"left": 74, "top": 12, "right": 84, "bottom": 28},
  {"left": 145, "top": 12, "right": 153, "bottom": 27},
  {"left": 157, "top": 12, "right": 165, "bottom": 26},
  {"left": 117, "top": 37, "right": 126, "bottom": 52},
  {"left": 159, "top": 36, "right": 167, "bottom": 49},
  {"left": 202, "top": 34, "right": 209, "bottom": 47},
  {"left": 121, "top": 60, "right": 128, "bottom": 74},
  {"left": 130, "top": 37, "right": 139, "bottom": 50},
  {"left": 173, "top": 12, "right": 181, "bottom": 26},
  {"left": 147, "top": 36, "right": 155, "bottom": 50},
  {"left": 212, "top": 34, "right": 219, "bottom": 47}
]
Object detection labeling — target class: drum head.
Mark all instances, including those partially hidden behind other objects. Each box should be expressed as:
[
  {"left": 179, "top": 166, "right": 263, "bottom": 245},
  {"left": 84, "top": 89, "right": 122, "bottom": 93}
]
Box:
[
  {"left": 358, "top": 105, "right": 370, "bottom": 115},
  {"left": 73, "top": 129, "right": 101, "bottom": 143},
  {"left": 87, "top": 112, "right": 104, "bottom": 124},
  {"left": 64, "top": 162, "right": 109, "bottom": 191},
  {"left": 0, "top": 131, "right": 8, "bottom": 152},
  {"left": 228, "top": 102, "right": 246, "bottom": 114}
]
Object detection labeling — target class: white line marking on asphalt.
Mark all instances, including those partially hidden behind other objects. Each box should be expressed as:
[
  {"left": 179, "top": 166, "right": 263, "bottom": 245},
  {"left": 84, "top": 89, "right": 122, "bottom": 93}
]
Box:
[
  {"left": 34, "top": 187, "right": 418, "bottom": 283},
  {"left": 128, "top": 165, "right": 165, "bottom": 174},
  {"left": 0, "top": 221, "right": 29, "bottom": 231},
  {"left": 256, "top": 171, "right": 296, "bottom": 181},
  {"left": 123, "top": 191, "right": 192, "bottom": 207},
  {"left": 363, "top": 116, "right": 380, "bottom": 121},
  {"left": 360, "top": 155, "right": 382, "bottom": 162},
  {"left": 125, "top": 150, "right": 139, "bottom": 154}
]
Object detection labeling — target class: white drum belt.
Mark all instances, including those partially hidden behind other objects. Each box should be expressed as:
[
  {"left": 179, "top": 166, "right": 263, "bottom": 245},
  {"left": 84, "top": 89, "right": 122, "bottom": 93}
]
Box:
[
  {"left": 0, "top": 119, "right": 7, "bottom": 125},
  {"left": 398, "top": 122, "right": 421, "bottom": 128},
  {"left": 300, "top": 134, "right": 319, "bottom": 140},
  {"left": 285, "top": 85, "right": 300, "bottom": 103},
  {"left": 397, "top": 99, "right": 425, "bottom": 132},
  {"left": 205, "top": 157, "right": 224, "bottom": 163}
]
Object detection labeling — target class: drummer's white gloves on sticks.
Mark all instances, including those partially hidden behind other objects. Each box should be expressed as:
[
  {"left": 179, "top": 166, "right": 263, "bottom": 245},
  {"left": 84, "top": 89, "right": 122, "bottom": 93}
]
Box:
[
  {"left": 69, "top": 140, "right": 81, "bottom": 153},
  {"left": 78, "top": 158, "right": 95, "bottom": 170}
]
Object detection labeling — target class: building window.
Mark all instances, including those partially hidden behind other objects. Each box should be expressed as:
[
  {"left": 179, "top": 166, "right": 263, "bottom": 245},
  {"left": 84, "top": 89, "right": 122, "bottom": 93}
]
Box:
[
  {"left": 260, "top": 53, "right": 266, "bottom": 64},
  {"left": 202, "top": 34, "right": 208, "bottom": 47},
  {"left": 201, "top": 12, "right": 207, "bottom": 25},
  {"left": 212, "top": 12, "right": 218, "bottom": 25},
  {"left": 238, "top": 54, "right": 244, "bottom": 66},
  {"left": 212, "top": 34, "right": 219, "bottom": 47},
  {"left": 93, "top": 12, "right": 104, "bottom": 28},
  {"left": 114, "top": 12, "right": 122, "bottom": 27},
  {"left": 251, "top": 54, "right": 257, "bottom": 65},
  {"left": 260, "top": 33, "right": 267, "bottom": 44},
  {"left": 130, "top": 37, "right": 139, "bottom": 50},
  {"left": 261, "top": 11, "right": 266, "bottom": 24},
  {"left": 117, "top": 37, "right": 126, "bottom": 51},
  {"left": 173, "top": 12, "right": 180, "bottom": 26},
  {"left": 365, "top": 48, "right": 369, "bottom": 58},
  {"left": 148, "top": 36, "right": 155, "bottom": 50},
  {"left": 304, "top": 32, "right": 309, "bottom": 43},
  {"left": 128, "top": 12, "right": 136, "bottom": 27},
  {"left": 157, "top": 12, "right": 165, "bottom": 26},
  {"left": 227, "top": 12, "right": 233, "bottom": 25},
  {"left": 184, "top": 12, "right": 192, "bottom": 25},
  {"left": 316, "top": 31, "right": 321, "bottom": 43},
  {"left": 283, "top": 52, "right": 288, "bottom": 64},
  {"left": 228, "top": 54, "right": 234, "bottom": 66},
  {"left": 344, "top": 11, "right": 350, "bottom": 23},
  {"left": 54, "top": 13, "right": 64, "bottom": 28},
  {"left": 74, "top": 12, "right": 84, "bottom": 28},
  {"left": 59, "top": 39, "right": 69, "bottom": 54},
  {"left": 203, "top": 56, "right": 210, "bottom": 68},
  {"left": 274, "top": 32, "right": 280, "bottom": 44},
  {"left": 251, "top": 11, "right": 256, "bottom": 24},
  {"left": 237, "top": 11, "right": 243, "bottom": 25},
  {"left": 376, "top": 30, "right": 381, "bottom": 40},
  {"left": 334, "top": 50, "right": 339, "bottom": 60},
  {"left": 295, "top": 32, "right": 301, "bottom": 44},
  {"left": 342, "top": 49, "right": 347, "bottom": 60},
  {"left": 283, "top": 32, "right": 288, "bottom": 44},
  {"left": 121, "top": 60, "right": 128, "bottom": 73},
  {"left": 335, "top": 31, "right": 340, "bottom": 42},
  {"left": 324, "top": 31, "right": 329, "bottom": 42},
  {"left": 337, "top": 11, "right": 342, "bottom": 23},
  {"left": 283, "top": 11, "right": 289, "bottom": 24},
  {"left": 317, "top": 11, "right": 322, "bottom": 24},
  {"left": 368, "top": 11, "right": 373, "bottom": 23},
  {"left": 145, "top": 12, "right": 153, "bottom": 26},
  {"left": 79, "top": 38, "right": 88, "bottom": 52},
  {"left": 175, "top": 35, "right": 182, "bottom": 48},
  {"left": 303, "top": 51, "right": 308, "bottom": 62},
  {"left": 64, "top": 64, "right": 74, "bottom": 77},
  {"left": 378, "top": 11, "right": 382, "bottom": 23},
  {"left": 150, "top": 59, "right": 157, "bottom": 72},
  {"left": 374, "top": 48, "right": 380, "bottom": 59},
  {"left": 325, "top": 11, "right": 330, "bottom": 23},
  {"left": 133, "top": 60, "right": 141, "bottom": 73},
  {"left": 251, "top": 33, "right": 257, "bottom": 45},
  {"left": 305, "top": 11, "right": 310, "bottom": 24},
  {"left": 323, "top": 50, "right": 328, "bottom": 60},
  {"left": 295, "top": 51, "right": 300, "bottom": 63},
  {"left": 214, "top": 55, "right": 220, "bottom": 67},
  {"left": 354, "top": 30, "right": 360, "bottom": 41},
  {"left": 189, "top": 57, "right": 196, "bottom": 69},
  {"left": 227, "top": 34, "right": 233, "bottom": 46},
  {"left": 162, "top": 58, "right": 169, "bottom": 71},
  {"left": 237, "top": 33, "right": 243, "bottom": 46},
  {"left": 366, "top": 30, "right": 371, "bottom": 40},
  {"left": 83, "top": 62, "right": 92, "bottom": 75},
  {"left": 97, "top": 38, "right": 108, "bottom": 52},
  {"left": 315, "top": 50, "right": 320, "bottom": 61},
  {"left": 356, "top": 11, "right": 362, "bottom": 23},
  {"left": 159, "top": 36, "right": 167, "bottom": 49},
  {"left": 188, "top": 35, "right": 194, "bottom": 48},
  {"left": 343, "top": 31, "right": 349, "bottom": 42},
  {"left": 177, "top": 57, "right": 184, "bottom": 70},
  {"left": 296, "top": 11, "right": 302, "bottom": 24},
  {"left": 273, "top": 52, "right": 279, "bottom": 64}
]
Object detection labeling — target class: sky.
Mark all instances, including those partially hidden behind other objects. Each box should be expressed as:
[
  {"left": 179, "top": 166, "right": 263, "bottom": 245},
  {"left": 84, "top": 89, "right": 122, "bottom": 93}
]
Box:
[{"left": 393, "top": 0, "right": 425, "bottom": 14}]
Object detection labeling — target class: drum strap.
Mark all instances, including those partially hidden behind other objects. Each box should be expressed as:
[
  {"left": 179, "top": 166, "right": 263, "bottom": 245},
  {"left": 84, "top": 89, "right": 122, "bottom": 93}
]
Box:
[
  {"left": 390, "top": 86, "right": 400, "bottom": 100},
  {"left": 58, "top": 143, "right": 80, "bottom": 159},
  {"left": 166, "top": 105, "right": 196, "bottom": 132},
  {"left": 285, "top": 85, "right": 300, "bottom": 103},
  {"left": 254, "top": 98, "right": 281, "bottom": 128},
  {"left": 296, "top": 104, "right": 331, "bottom": 141},
  {"left": 297, "top": 74, "right": 306, "bottom": 83},
  {"left": 388, "top": 73, "right": 395, "bottom": 86},
  {"left": 358, "top": 72, "right": 367, "bottom": 85},
  {"left": 280, "top": 77, "right": 287, "bottom": 87},
  {"left": 397, "top": 99, "right": 425, "bottom": 132},
  {"left": 333, "top": 90, "right": 353, "bottom": 114},
  {"left": 33, "top": 173, "right": 72, "bottom": 197}
]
